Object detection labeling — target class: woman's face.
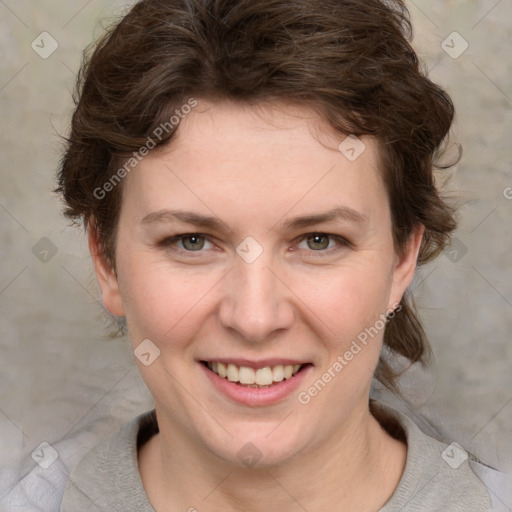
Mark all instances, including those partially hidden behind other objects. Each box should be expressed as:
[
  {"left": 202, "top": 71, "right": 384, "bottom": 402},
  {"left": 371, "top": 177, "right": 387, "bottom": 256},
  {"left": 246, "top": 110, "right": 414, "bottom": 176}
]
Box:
[{"left": 92, "top": 99, "right": 421, "bottom": 466}]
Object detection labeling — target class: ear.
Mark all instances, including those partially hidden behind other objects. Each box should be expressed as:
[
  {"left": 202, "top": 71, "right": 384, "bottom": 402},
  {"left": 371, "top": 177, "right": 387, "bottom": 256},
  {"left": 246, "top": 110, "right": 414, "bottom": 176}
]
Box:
[
  {"left": 388, "top": 223, "right": 424, "bottom": 309},
  {"left": 88, "top": 222, "right": 125, "bottom": 317}
]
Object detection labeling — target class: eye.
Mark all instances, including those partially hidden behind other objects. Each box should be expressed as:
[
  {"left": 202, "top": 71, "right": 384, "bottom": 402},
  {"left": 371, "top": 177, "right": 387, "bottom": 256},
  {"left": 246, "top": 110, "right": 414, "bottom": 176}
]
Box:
[
  {"left": 294, "top": 233, "right": 348, "bottom": 255},
  {"left": 159, "top": 233, "right": 214, "bottom": 252},
  {"left": 302, "top": 233, "right": 331, "bottom": 251},
  {"left": 180, "top": 234, "right": 208, "bottom": 251}
]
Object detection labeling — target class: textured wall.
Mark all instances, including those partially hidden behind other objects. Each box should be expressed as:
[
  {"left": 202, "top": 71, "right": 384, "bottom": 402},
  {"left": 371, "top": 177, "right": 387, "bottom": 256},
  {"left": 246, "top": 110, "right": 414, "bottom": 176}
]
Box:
[{"left": 1, "top": 0, "right": 511, "bottom": 507}]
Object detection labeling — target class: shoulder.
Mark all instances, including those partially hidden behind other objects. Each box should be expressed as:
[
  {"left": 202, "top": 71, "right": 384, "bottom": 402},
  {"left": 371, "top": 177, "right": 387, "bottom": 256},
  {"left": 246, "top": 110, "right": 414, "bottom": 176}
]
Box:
[
  {"left": 376, "top": 403, "right": 493, "bottom": 511},
  {"left": 59, "top": 410, "right": 157, "bottom": 512}
]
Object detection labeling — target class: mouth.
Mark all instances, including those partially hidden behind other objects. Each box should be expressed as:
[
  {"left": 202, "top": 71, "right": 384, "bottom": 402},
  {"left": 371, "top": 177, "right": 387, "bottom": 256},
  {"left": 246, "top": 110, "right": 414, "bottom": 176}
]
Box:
[{"left": 200, "top": 360, "right": 311, "bottom": 388}]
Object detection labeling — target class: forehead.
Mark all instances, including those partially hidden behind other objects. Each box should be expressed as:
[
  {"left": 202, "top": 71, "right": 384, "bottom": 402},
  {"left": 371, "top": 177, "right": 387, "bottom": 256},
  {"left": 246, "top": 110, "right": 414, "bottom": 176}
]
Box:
[
  {"left": 120, "top": 99, "right": 388, "bottom": 228},
  {"left": 162, "top": 99, "right": 377, "bottom": 165}
]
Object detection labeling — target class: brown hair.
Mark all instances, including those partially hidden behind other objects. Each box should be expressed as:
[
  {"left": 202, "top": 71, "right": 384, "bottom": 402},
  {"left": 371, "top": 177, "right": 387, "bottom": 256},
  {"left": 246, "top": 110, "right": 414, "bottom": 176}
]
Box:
[{"left": 56, "top": 0, "right": 458, "bottom": 392}]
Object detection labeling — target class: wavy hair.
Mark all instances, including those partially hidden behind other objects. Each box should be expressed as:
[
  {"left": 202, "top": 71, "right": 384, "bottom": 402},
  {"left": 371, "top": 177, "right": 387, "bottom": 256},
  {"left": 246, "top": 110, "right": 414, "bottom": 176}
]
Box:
[{"left": 56, "top": 0, "right": 458, "bottom": 391}]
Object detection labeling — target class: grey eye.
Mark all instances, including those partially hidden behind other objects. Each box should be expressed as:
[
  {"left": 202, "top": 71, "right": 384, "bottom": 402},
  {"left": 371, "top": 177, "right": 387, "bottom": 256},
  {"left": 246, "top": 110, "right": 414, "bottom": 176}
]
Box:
[
  {"left": 181, "top": 235, "right": 206, "bottom": 251},
  {"left": 305, "top": 234, "right": 330, "bottom": 250}
]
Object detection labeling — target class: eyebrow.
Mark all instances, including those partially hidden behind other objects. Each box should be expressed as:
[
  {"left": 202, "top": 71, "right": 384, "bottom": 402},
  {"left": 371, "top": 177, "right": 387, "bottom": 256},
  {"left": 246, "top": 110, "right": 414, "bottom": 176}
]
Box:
[
  {"left": 140, "top": 206, "right": 368, "bottom": 232},
  {"left": 280, "top": 206, "right": 368, "bottom": 230},
  {"left": 141, "top": 210, "right": 231, "bottom": 232}
]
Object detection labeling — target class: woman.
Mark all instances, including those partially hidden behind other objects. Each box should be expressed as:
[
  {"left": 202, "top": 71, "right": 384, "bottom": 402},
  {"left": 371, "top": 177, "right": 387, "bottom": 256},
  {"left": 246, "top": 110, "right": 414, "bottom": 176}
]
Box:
[{"left": 57, "top": 0, "right": 492, "bottom": 510}]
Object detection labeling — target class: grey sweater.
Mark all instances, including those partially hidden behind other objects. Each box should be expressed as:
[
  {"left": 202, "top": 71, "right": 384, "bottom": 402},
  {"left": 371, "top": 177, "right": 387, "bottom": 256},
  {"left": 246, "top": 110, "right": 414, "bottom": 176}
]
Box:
[{"left": 60, "top": 406, "right": 492, "bottom": 511}]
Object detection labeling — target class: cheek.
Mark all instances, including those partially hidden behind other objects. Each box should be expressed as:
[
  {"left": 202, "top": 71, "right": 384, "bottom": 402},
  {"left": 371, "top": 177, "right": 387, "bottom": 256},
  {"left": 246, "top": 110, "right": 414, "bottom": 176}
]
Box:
[
  {"left": 292, "top": 258, "right": 394, "bottom": 341},
  {"left": 292, "top": 264, "right": 393, "bottom": 414},
  {"left": 117, "top": 250, "right": 222, "bottom": 347}
]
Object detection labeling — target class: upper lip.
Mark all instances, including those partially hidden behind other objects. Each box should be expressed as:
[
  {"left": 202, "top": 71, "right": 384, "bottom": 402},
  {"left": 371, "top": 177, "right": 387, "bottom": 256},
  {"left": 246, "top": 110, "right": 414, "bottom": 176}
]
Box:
[{"left": 199, "top": 358, "right": 312, "bottom": 368}]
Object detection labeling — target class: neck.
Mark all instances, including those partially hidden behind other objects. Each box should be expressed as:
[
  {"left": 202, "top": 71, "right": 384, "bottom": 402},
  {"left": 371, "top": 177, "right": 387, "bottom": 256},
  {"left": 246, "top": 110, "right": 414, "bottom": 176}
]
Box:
[{"left": 138, "top": 402, "right": 406, "bottom": 512}]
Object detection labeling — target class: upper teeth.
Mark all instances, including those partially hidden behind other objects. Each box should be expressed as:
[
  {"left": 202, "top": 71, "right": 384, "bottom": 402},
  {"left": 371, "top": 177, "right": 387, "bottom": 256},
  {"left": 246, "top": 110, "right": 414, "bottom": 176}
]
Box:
[{"left": 207, "top": 362, "right": 302, "bottom": 386}]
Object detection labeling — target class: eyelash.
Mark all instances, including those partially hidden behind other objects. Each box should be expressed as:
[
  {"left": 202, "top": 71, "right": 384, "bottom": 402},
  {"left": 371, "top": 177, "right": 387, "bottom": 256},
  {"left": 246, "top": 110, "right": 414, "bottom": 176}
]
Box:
[{"left": 158, "top": 232, "right": 350, "bottom": 258}]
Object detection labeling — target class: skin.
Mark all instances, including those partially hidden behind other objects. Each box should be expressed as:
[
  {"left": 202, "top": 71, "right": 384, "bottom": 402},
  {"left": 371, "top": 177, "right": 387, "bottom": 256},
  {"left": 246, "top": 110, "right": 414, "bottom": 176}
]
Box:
[{"left": 90, "top": 99, "right": 424, "bottom": 511}]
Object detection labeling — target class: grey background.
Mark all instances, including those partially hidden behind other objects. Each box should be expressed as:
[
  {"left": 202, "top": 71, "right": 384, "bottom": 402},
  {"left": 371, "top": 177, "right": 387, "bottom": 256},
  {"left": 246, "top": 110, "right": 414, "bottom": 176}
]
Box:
[{"left": 1, "top": 0, "right": 511, "bottom": 506}]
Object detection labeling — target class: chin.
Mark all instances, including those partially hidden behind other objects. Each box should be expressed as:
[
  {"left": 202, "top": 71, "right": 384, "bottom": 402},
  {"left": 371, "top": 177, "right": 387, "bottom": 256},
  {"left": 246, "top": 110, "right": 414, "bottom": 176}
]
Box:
[{"left": 201, "top": 420, "right": 307, "bottom": 469}]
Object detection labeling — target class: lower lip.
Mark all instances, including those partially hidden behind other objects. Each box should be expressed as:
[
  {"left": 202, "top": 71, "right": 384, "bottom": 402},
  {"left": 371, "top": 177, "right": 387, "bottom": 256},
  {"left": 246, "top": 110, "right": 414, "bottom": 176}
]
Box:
[{"left": 200, "top": 362, "right": 313, "bottom": 407}]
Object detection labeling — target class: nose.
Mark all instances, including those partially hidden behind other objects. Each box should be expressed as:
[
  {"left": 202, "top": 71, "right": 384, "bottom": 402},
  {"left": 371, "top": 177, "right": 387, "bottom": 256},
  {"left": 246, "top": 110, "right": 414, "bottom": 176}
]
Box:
[{"left": 217, "top": 252, "right": 295, "bottom": 343}]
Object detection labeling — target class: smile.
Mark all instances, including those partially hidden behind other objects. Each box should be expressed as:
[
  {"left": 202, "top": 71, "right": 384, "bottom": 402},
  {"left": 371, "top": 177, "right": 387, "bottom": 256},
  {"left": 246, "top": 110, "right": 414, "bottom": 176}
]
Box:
[
  {"left": 202, "top": 361, "right": 307, "bottom": 388},
  {"left": 199, "top": 358, "right": 313, "bottom": 406}
]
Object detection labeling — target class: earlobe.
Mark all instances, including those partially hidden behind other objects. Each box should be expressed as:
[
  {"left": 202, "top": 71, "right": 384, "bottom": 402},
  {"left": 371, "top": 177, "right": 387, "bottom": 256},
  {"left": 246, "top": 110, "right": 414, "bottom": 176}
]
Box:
[
  {"left": 88, "top": 224, "right": 125, "bottom": 317},
  {"left": 388, "top": 224, "right": 425, "bottom": 309}
]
